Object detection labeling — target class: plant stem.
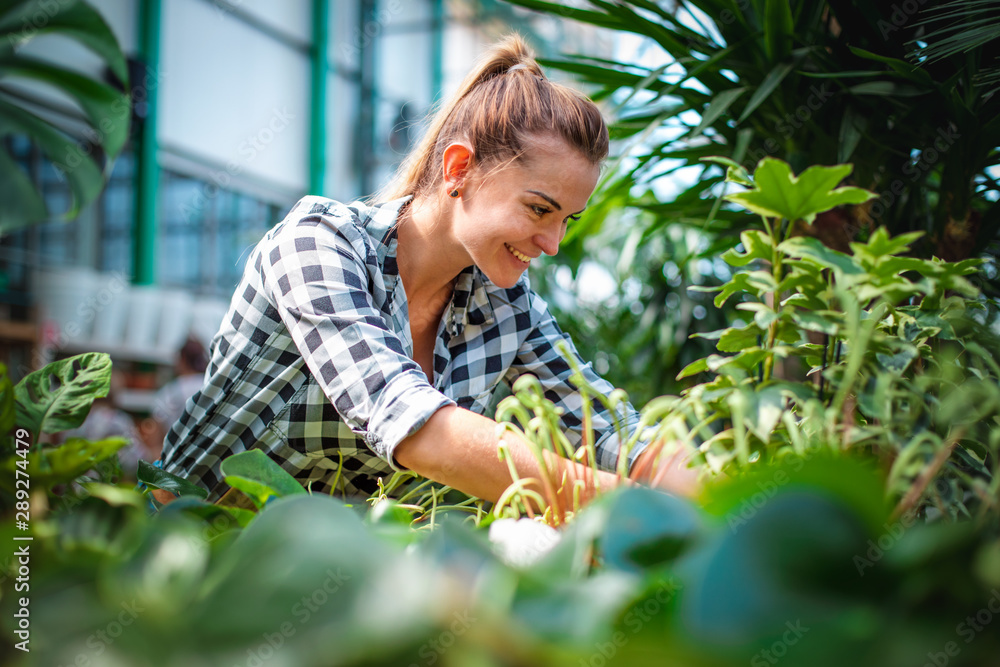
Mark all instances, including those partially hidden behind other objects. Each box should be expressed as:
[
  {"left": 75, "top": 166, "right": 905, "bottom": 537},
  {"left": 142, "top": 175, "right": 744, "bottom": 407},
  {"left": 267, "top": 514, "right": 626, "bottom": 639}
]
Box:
[
  {"left": 762, "top": 216, "right": 785, "bottom": 383},
  {"left": 891, "top": 428, "right": 964, "bottom": 521}
]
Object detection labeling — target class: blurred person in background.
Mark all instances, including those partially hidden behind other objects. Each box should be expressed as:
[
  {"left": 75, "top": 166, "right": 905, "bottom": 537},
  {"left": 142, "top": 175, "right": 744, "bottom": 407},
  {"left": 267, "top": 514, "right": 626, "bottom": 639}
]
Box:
[{"left": 62, "top": 369, "right": 142, "bottom": 479}]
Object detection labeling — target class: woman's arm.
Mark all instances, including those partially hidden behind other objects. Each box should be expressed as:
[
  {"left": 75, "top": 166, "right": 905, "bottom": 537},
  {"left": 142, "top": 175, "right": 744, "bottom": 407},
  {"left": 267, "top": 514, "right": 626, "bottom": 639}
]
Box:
[
  {"left": 630, "top": 442, "right": 701, "bottom": 498},
  {"left": 394, "top": 404, "right": 622, "bottom": 508}
]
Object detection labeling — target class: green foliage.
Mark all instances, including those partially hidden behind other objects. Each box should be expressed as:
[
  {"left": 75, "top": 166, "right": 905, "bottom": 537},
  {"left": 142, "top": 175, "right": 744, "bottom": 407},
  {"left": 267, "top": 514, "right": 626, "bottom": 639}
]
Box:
[
  {"left": 0, "top": 0, "right": 130, "bottom": 232},
  {"left": 4, "top": 452, "right": 1000, "bottom": 667},
  {"left": 13, "top": 352, "right": 112, "bottom": 438},
  {"left": 506, "top": 159, "right": 998, "bottom": 526},
  {"left": 507, "top": 0, "right": 1000, "bottom": 259},
  {"left": 0, "top": 354, "right": 128, "bottom": 513},
  {"left": 513, "top": 0, "right": 1000, "bottom": 407},
  {"left": 679, "top": 159, "right": 996, "bottom": 521}
]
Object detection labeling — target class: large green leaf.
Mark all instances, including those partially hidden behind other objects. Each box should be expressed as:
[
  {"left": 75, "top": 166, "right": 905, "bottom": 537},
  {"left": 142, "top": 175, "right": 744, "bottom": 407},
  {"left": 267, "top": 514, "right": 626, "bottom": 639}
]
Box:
[
  {"left": 0, "top": 145, "right": 44, "bottom": 230},
  {"left": 0, "top": 54, "right": 130, "bottom": 156},
  {"left": 0, "top": 0, "right": 129, "bottom": 231},
  {"left": 137, "top": 460, "right": 209, "bottom": 500},
  {"left": 0, "top": 99, "right": 105, "bottom": 232},
  {"left": 0, "top": 0, "right": 127, "bottom": 81},
  {"left": 13, "top": 352, "right": 112, "bottom": 436},
  {"left": 220, "top": 449, "right": 307, "bottom": 508},
  {"left": 724, "top": 158, "right": 876, "bottom": 224},
  {"left": 600, "top": 486, "right": 702, "bottom": 573}
]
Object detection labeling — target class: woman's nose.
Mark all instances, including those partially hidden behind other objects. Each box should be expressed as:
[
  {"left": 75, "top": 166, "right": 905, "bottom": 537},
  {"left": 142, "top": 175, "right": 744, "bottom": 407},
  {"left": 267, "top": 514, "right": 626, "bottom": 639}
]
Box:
[{"left": 534, "top": 226, "right": 564, "bottom": 256}]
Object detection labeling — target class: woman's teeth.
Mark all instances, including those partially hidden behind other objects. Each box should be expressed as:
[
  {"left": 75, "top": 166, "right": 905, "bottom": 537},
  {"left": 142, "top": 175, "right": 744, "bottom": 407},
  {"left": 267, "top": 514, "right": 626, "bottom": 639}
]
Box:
[{"left": 505, "top": 243, "right": 530, "bottom": 263}]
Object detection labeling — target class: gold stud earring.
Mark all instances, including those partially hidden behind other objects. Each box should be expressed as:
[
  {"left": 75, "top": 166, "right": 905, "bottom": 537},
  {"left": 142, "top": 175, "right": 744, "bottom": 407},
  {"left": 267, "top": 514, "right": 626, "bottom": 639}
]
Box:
[{"left": 450, "top": 189, "right": 459, "bottom": 198}]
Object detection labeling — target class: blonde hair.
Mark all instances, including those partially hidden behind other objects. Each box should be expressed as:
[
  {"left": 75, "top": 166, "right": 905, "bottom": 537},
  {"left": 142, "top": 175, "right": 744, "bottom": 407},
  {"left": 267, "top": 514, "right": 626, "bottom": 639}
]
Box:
[{"left": 374, "top": 34, "right": 609, "bottom": 203}]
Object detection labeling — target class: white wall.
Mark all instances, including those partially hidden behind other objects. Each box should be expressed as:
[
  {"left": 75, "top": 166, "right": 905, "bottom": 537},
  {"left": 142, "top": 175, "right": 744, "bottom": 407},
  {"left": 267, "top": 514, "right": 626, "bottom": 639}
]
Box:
[
  {"left": 158, "top": 0, "right": 310, "bottom": 195},
  {"left": 226, "top": 0, "right": 311, "bottom": 42},
  {"left": 324, "top": 72, "right": 359, "bottom": 201}
]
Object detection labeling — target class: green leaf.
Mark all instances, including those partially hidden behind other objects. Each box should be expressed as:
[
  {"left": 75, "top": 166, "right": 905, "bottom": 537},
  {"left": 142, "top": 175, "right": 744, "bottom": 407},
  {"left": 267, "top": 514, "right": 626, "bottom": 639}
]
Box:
[
  {"left": 718, "top": 323, "right": 765, "bottom": 353},
  {"left": 137, "top": 459, "right": 209, "bottom": 500},
  {"left": 737, "top": 62, "right": 794, "bottom": 123},
  {"left": 736, "top": 301, "right": 779, "bottom": 329},
  {"left": 706, "top": 348, "right": 771, "bottom": 376},
  {"left": 0, "top": 99, "right": 105, "bottom": 230},
  {"left": 0, "top": 0, "right": 128, "bottom": 81},
  {"left": 791, "top": 311, "right": 841, "bottom": 335},
  {"left": 751, "top": 384, "right": 785, "bottom": 440},
  {"left": 875, "top": 346, "right": 919, "bottom": 374},
  {"left": 13, "top": 353, "right": 112, "bottom": 435},
  {"left": 701, "top": 156, "right": 754, "bottom": 186},
  {"left": 221, "top": 449, "right": 306, "bottom": 508},
  {"left": 764, "top": 0, "right": 794, "bottom": 62},
  {"left": 0, "top": 55, "right": 130, "bottom": 157},
  {"left": 0, "top": 436, "right": 126, "bottom": 490},
  {"left": 779, "top": 236, "right": 866, "bottom": 276},
  {"left": 847, "top": 46, "right": 936, "bottom": 87},
  {"left": 721, "top": 230, "right": 773, "bottom": 267},
  {"left": 677, "top": 357, "right": 710, "bottom": 380},
  {"left": 691, "top": 87, "right": 747, "bottom": 137},
  {"left": 600, "top": 487, "right": 701, "bottom": 573},
  {"left": 0, "top": 146, "right": 44, "bottom": 233},
  {"left": 0, "top": 0, "right": 129, "bottom": 232},
  {"left": 849, "top": 227, "right": 923, "bottom": 262},
  {"left": 848, "top": 81, "right": 929, "bottom": 97},
  {"left": 0, "top": 363, "right": 14, "bottom": 440},
  {"left": 724, "top": 158, "right": 876, "bottom": 224},
  {"left": 837, "top": 106, "right": 866, "bottom": 164}
]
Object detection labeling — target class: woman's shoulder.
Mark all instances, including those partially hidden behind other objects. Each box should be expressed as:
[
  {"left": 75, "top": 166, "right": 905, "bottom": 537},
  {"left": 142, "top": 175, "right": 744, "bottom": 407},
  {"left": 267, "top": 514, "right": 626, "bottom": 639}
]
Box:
[
  {"left": 261, "top": 196, "right": 410, "bottom": 258},
  {"left": 269, "top": 196, "right": 368, "bottom": 237}
]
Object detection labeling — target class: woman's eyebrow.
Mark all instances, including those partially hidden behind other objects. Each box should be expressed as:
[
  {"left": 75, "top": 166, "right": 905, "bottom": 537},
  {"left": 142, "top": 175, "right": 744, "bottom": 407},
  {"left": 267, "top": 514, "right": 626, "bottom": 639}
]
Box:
[{"left": 527, "top": 189, "right": 562, "bottom": 210}]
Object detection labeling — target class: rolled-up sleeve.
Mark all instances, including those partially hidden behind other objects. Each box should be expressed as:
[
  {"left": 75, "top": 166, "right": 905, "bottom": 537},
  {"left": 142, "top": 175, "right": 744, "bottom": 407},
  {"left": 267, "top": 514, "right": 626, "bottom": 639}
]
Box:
[
  {"left": 508, "top": 292, "right": 648, "bottom": 474},
  {"left": 258, "top": 212, "right": 454, "bottom": 468}
]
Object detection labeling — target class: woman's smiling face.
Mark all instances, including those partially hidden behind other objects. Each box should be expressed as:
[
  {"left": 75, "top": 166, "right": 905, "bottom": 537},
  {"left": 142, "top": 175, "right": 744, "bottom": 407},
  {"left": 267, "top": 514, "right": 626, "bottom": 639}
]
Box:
[{"left": 450, "top": 133, "right": 601, "bottom": 289}]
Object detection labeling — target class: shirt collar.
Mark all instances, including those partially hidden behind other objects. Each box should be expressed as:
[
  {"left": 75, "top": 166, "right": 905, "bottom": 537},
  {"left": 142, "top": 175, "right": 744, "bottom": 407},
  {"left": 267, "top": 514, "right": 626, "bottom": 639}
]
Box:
[
  {"left": 364, "top": 195, "right": 496, "bottom": 336},
  {"left": 365, "top": 195, "right": 412, "bottom": 275},
  {"left": 448, "top": 266, "right": 496, "bottom": 337}
]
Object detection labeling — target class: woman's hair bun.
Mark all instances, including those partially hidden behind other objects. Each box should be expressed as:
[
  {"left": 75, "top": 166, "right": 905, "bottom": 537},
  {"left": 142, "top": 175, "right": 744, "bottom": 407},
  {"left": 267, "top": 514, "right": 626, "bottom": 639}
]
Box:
[{"left": 376, "top": 33, "right": 608, "bottom": 202}]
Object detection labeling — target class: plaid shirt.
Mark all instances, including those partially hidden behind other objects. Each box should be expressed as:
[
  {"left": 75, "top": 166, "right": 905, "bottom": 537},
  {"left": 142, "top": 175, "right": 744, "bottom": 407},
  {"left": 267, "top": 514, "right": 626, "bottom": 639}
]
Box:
[{"left": 159, "top": 196, "right": 645, "bottom": 501}]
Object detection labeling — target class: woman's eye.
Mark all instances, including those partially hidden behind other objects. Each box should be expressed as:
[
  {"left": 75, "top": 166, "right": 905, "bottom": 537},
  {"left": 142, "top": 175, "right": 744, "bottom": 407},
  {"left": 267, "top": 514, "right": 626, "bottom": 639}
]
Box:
[
  {"left": 565, "top": 214, "right": 581, "bottom": 224},
  {"left": 531, "top": 204, "right": 550, "bottom": 217}
]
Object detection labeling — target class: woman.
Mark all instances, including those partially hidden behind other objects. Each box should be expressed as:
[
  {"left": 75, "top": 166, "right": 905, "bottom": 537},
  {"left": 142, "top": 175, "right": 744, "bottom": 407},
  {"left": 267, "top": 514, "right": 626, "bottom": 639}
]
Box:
[{"left": 156, "top": 36, "right": 695, "bottom": 507}]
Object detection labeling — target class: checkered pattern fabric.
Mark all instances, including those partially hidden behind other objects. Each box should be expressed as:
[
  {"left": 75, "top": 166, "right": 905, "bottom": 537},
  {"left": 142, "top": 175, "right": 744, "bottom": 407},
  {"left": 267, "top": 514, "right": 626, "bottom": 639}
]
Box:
[{"left": 159, "top": 196, "right": 646, "bottom": 501}]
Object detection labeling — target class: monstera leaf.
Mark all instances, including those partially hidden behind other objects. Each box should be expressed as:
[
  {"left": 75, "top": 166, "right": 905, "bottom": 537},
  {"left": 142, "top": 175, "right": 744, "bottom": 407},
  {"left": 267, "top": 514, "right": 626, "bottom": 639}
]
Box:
[{"left": 0, "top": 0, "right": 130, "bottom": 232}]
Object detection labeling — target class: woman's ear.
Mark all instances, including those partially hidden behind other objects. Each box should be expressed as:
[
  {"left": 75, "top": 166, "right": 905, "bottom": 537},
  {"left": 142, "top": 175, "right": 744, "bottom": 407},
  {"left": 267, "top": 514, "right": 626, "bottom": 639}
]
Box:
[{"left": 442, "top": 142, "right": 474, "bottom": 194}]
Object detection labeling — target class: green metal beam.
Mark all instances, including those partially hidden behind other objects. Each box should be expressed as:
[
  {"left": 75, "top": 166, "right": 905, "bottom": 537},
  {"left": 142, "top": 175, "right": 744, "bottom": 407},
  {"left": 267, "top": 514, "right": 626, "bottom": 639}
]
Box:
[
  {"left": 431, "top": 0, "right": 444, "bottom": 103},
  {"left": 133, "top": 0, "right": 161, "bottom": 285},
  {"left": 310, "top": 0, "right": 330, "bottom": 194},
  {"left": 358, "top": 0, "right": 377, "bottom": 197}
]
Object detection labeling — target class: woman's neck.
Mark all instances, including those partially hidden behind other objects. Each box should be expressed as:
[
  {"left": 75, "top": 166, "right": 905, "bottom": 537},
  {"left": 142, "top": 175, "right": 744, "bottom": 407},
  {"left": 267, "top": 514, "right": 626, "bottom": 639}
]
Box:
[{"left": 395, "top": 195, "right": 468, "bottom": 302}]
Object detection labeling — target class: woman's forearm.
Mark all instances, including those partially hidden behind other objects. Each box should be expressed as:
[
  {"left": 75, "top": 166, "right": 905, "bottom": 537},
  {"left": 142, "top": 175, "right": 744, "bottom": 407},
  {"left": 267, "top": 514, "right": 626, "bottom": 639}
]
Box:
[{"left": 393, "top": 404, "right": 622, "bottom": 508}]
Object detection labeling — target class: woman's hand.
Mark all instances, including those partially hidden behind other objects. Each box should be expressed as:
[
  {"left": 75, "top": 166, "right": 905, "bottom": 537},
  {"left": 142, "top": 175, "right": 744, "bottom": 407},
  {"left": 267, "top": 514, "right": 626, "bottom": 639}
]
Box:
[{"left": 629, "top": 441, "right": 702, "bottom": 499}]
